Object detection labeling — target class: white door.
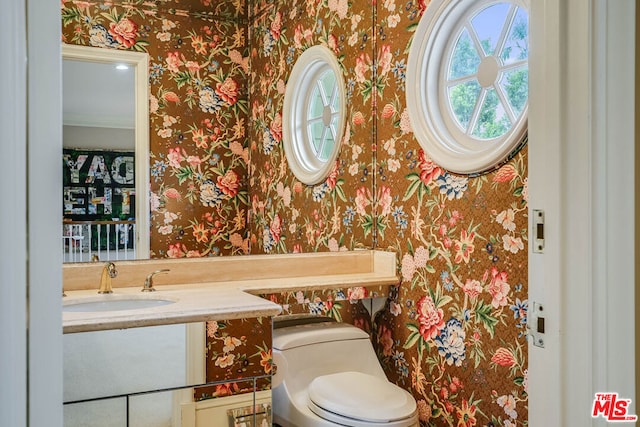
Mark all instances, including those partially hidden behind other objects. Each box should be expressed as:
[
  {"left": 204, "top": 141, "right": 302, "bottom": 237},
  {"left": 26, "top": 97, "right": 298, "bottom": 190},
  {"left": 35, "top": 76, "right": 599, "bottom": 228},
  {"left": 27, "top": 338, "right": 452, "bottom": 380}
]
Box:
[{"left": 528, "top": 0, "right": 636, "bottom": 426}]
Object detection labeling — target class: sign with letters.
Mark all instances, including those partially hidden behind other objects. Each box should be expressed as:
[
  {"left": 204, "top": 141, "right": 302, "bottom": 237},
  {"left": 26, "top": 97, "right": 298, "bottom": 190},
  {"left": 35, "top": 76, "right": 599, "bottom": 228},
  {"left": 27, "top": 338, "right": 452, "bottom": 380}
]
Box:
[{"left": 63, "top": 149, "right": 135, "bottom": 220}]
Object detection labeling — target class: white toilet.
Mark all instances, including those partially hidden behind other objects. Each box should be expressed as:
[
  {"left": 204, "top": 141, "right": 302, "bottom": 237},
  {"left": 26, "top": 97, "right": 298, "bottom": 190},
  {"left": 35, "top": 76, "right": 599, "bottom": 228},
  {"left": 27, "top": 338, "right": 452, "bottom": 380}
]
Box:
[{"left": 272, "top": 316, "right": 419, "bottom": 427}]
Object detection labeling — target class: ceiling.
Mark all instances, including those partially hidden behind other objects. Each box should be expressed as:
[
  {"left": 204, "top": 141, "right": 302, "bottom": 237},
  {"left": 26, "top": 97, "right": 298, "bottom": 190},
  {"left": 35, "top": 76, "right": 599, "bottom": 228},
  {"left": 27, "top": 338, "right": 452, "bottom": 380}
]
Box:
[{"left": 63, "top": 59, "right": 135, "bottom": 129}]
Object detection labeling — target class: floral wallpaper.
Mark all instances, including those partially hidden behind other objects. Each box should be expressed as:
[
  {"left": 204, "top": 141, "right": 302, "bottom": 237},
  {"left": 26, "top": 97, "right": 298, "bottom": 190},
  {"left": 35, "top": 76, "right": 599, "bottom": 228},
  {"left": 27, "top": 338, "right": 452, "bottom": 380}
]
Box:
[
  {"left": 194, "top": 317, "right": 273, "bottom": 401},
  {"left": 248, "top": 0, "right": 529, "bottom": 426},
  {"left": 62, "top": 0, "right": 251, "bottom": 258},
  {"left": 62, "top": 0, "right": 529, "bottom": 424}
]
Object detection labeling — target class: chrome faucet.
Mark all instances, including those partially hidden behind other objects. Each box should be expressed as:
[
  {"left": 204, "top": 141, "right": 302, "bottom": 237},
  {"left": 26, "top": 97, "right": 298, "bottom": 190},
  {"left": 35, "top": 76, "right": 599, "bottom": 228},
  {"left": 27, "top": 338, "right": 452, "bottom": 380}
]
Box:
[
  {"left": 142, "top": 269, "right": 170, "bottom": 292},
  {"left": 98, "top": 262, "right": 117, "bottom": 294}
]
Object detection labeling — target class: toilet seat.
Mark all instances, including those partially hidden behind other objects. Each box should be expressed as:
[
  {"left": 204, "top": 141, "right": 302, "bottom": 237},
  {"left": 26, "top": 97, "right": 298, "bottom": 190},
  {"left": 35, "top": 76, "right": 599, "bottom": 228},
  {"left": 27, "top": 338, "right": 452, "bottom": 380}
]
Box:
[{"left": 307, "top": 371, "right": 418, "bottom": 427}]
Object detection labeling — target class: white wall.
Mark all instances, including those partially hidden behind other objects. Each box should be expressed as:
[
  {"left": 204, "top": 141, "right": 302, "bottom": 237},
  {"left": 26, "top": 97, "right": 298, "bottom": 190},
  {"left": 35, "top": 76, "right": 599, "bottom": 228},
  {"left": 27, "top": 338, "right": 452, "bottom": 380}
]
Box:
[{"left": 64, "top": 125, "right": 135, "bottom": 151}]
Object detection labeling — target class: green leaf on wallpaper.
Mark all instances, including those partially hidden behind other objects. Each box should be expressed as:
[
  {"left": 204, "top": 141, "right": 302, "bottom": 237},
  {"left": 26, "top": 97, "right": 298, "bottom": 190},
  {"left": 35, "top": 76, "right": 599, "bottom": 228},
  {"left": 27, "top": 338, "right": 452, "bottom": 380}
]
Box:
[
  {"left": 474, "top": 300, "right": 499, "bottom": 338},
  {"left": 334, "top": 180, "right": 347, "bottom": 202},
  {"left": 235, "top": 99, "right": 249, "bottom": 115},
  {"left": 514, "top": 376, "right": 524, "bottom": 386},
  {"left": 403, "top": 173, "right": 422, "bottom": 201},
  {"left": 403, "top": 324, "right": 421, "bottom": 349},
  {"left": 513, "top": 186, "right": 523, "bottom": 196},
  {"left": 361, "top": 215, "right": 373, "bottom": 238},
  {"left": 406, "top": 22, "right": 419, "bottom": 32},
  {"left": 406, "top": 239, "right": 414, "bottom": 255},
  {"left": 376, "top": 215, "right": 387, "bottom": 240},
  {"left": 175, "top": 167, "right": 193, "bottom": 185},
  {"left": 174, "top": 71, "right": 192, "bottom": 89},
  {"left": 132, "top": 40, "right": 150, "bottom": 52},
  {"left": 424, "top": 264, "right": 436, "bottom": 274},
  {"left": 61, "top": 8, "right": 81, "bottom": 26},
  {"left": 235, "top": 190, "right": 249, "bottom": 206},
  {"left": 361, "top": 80, "right": 373, "bottom": 101}
]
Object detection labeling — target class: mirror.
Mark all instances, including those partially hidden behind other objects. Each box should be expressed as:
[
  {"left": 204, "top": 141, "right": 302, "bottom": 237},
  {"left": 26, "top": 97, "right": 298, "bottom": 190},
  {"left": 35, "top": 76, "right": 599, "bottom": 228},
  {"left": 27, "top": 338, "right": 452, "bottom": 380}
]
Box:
[{"left": 62, "top": 44, "right": 150, "bottom": 261}]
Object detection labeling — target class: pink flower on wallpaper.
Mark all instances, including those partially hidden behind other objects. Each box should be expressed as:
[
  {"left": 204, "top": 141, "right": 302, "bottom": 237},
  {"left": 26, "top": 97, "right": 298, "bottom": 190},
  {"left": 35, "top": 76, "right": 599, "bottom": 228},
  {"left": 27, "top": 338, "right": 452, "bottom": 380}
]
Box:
[
  {"left": 487, "top": 267, "right": 510, "bottom": 308},
  {"left": 502, "top": 234, "right": 524, "bottom": 254},
  {"left": 163, "top": 187, "right": 182, "bottom": 200},
  {"left": 216, "top": 78, "right": 239, "bottom": 105},
  {"left": 327, "top": 34, "right": 339, "bottom": 54},
  {"left": 352, "top": 111, "right": 365, "bottom": 126},
  {"left": 270, "top": 12, "right": 282, "bottom": 39},
  {"left": 327, "top": 0, "right": 348, "bottom": 19},
  {"left": 354, "top": 53, "right": 370, "bottom": 83},
  {"left": 416, "top": 295, "right": 445, "bottom": 341},
  {"left": 229, "top": 233, "right": 249, "bottom": 254},
  {"left": 381, "top": 103, "right": 395, "bottom": 119},
  {"left": 453, "top": 229, "right": 475, "bottom": 264},
  {"left": 167, "top": 243, "right": 187, "bottom": 258},
  {"left": 270, "top": 113, "right": 283, "bottom": 142},
  {"left": 108, "top": 18, "right": 138, "bottom": 48},
  {"left": 417, "top": 0, "right": 429, "bottom": 17},
  {"left": 347, "top": 286, "right": 368, "bottom": 301},
  {"left": 270, "top": 214, "right": 282, "bottom": 243},
  {"left": 187, "top": 155, "right": 202, "bottom": 167},
  {"left": 496, "top": 208, "right": 516, "bottom": 231},
  {"left": 462, "top": 279, "right": 483, "bottom": 300},
  {"left": 418, "top": 149, "right": 443, "bottom": 186},
  {"left": 399, "top": 108, "right": 413, "bottom": 134},
  {"left": 493, "top": 164, "right": 517, "bottom": 183},
  {"left": 167, "top": 147, "right": 184, "bottom": 168},
  {"left": 377, "top": 325, "right": 394, "bottom": 357},
  {"left": 293, "top": 24, "right": 313, "bottom": 49},
  {"left": 401, "top": 253, "right": 416, "bottom": 282},
  {"left": 326, "top": 161, "right": 339, "bottom": 190},
  {"left": 378, "top": 185, "right": 392, "bottom": 216},
  {"left": 166, "top": 51, "right": 183, "bottom": 73},
  {"left": 206, "top": 321, "right": 219, "bottom": 338},
  {"left": 378, "top": 44, "right": 392, "bottom": 76},
  {"left": 354, "top": 186, "right": 371, "bottom": 216},
  {"left": 163, "top": 91, "right": 180, "bottom": 104},
  {"left": 217, "top": 169, "right": 240, "bottom": 197},
  {"left": 492, "top": 347, "right": 516, "bottom": 367}
]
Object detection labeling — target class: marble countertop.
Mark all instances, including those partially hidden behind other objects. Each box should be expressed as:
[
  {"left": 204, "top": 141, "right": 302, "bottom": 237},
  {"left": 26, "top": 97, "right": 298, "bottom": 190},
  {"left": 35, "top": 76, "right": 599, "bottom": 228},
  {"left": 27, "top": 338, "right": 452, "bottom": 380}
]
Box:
[
  {"left": 62, "top": 250, "right": 400, "bottom": 334},
  {"left": 62, "top": 283, "right": 282, "bottom": 334}
]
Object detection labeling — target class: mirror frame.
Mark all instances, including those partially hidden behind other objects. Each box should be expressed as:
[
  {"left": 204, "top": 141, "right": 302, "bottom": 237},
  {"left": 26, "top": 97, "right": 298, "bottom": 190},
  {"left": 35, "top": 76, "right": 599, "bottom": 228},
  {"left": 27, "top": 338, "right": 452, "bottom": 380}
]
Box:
[{"left": 62, "top": 44, "right": 150, "bottom": 259}]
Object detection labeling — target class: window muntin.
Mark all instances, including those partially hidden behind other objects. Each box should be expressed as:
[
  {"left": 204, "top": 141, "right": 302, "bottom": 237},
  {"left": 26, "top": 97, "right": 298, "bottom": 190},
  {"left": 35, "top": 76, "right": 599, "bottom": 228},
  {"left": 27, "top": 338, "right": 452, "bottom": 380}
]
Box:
[{"left": 406, "top": 0, "right": 529, "bottom": 174}]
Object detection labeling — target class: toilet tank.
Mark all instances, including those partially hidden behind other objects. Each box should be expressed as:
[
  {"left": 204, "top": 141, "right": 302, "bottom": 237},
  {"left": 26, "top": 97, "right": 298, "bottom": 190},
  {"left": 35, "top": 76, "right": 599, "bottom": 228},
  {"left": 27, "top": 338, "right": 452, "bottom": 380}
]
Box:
[{"left": 272, "top": 318, "right": 386, "bottom": 393}]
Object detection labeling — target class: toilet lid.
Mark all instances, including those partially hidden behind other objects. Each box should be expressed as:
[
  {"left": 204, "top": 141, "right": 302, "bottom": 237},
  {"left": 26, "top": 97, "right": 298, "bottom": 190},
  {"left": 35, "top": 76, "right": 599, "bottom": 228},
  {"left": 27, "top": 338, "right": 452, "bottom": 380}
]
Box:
[{"left": 308, "top": 371, "right": 417, "bottom": 423}]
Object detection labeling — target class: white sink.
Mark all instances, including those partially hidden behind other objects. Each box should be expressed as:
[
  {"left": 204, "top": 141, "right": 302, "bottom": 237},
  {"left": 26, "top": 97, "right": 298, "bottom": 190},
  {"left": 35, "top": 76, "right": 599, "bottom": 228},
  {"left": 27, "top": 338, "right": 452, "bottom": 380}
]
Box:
[{"left": 63, "top": 295, "right": 176, "bottom": 312}]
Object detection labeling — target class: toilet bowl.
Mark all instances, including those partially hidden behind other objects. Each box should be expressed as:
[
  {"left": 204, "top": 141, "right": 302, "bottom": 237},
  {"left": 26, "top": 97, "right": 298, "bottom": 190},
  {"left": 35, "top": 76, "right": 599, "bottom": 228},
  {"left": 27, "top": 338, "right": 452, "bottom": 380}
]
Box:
[{"left": 272, "top": 316, "right": 418, "bottom": 427}]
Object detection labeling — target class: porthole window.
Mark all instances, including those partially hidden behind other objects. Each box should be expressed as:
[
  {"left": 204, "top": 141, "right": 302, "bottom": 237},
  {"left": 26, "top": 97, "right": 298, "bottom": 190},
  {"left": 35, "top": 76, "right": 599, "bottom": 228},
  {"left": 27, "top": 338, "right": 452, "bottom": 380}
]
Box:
[
  {"left": 407, "top": 0, "right": 529, "bottom": 174},
  {"left": 283, "top": 45, "right": 347, "bottom": 185}
]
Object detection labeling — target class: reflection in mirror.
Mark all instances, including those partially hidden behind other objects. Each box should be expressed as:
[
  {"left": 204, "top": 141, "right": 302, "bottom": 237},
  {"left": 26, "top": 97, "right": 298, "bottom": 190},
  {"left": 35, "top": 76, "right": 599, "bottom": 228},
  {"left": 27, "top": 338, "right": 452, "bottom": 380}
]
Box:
[{"left": 62, "top": 45, "right": 149, "bottom": 261}]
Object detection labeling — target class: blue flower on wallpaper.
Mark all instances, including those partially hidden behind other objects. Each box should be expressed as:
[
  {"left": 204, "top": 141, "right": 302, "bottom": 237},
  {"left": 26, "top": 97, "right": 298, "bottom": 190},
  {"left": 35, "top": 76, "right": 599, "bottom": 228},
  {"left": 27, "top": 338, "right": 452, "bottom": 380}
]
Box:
[
  {"left": 436, "top": 173, "right": 468, "bottom": 200},
  {"left": 312, "top": 182, "right": 330, "bottom": 201},
  {"left": 343, "top": 206, "right": 355, "bottom": 227},
  {"left": 434, "top": 318, "right": 466, "bottom": 367},
  {"left": 510, "top": 298, "right": 528, "bottom": 327},
  {"left": 198, "top": 86, "right": 223, "bottom": 113},
  {"left": 308, "top": 301, "right": 326, "bottom": 315},
  {"left": 262, "top": 225, "right": 275, "bottom": 252},
  {"left": 89, "top": 25, "right": 116, "bottom": 48},
  {"left": 199, "top": 180, "right": 224, "bottom": 208},
  {"left": 151, "top": 159, "right": 167, "bottom": 182},
  {"left": 392, "top": 206, "right": 408, "bottom": 231}
]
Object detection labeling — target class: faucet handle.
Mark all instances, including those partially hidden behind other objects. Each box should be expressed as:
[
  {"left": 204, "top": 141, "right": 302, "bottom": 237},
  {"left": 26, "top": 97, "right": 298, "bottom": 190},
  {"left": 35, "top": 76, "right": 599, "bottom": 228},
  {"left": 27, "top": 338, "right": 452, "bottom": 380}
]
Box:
[{"left": 142, "top": 269, "right": 170, "bottom": 292}]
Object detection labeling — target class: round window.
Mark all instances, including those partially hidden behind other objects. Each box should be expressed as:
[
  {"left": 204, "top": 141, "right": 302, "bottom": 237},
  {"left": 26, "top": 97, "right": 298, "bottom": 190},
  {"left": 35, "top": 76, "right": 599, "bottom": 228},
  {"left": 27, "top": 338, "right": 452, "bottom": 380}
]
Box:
[
  {"left": 407, "top": 0, "right": 529, "bottom": 174},
  {"left": 283, "top": 45, "right": 347, "bottom": 185}
]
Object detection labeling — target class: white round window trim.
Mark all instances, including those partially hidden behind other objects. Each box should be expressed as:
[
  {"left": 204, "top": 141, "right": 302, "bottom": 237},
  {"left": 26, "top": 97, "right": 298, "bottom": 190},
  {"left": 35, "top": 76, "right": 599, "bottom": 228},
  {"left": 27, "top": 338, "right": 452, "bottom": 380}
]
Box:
[
  {"left": 282, "top": 45, "right": 347, "bottom": 185},
  {"left": 406, "top": 0, "right": 529, "bottom": 175}
]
